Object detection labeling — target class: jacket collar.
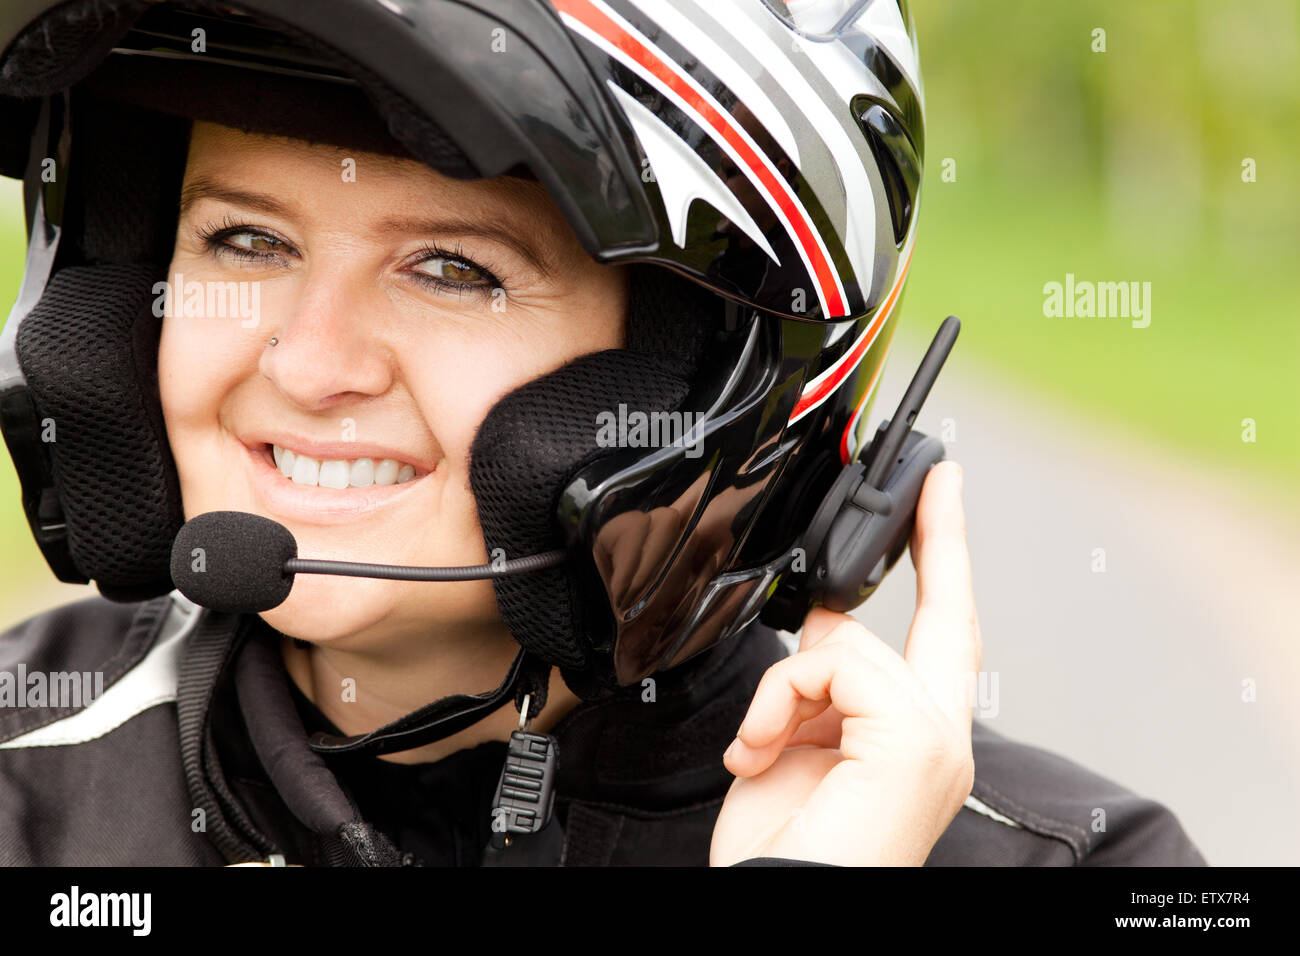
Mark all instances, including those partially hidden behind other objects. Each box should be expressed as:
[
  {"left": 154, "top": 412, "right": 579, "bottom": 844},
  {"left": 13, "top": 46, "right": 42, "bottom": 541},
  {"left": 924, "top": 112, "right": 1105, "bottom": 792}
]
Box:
[{"left": 177, "top": 595, "right": 789, "bottom": 864}]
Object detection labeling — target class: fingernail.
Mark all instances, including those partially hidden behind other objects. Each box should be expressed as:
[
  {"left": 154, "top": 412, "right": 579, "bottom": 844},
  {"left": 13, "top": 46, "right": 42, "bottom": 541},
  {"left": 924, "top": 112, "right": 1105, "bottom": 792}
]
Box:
[{"left": 723, "top": 738, "right": 741, "bottom": 761}]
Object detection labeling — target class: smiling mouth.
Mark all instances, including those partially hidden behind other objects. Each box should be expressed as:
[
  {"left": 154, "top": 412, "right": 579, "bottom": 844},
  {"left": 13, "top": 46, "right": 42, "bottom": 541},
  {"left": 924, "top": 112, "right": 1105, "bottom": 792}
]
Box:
[{"left": 265, "top": 443, "right": 426, "bottom": 489}]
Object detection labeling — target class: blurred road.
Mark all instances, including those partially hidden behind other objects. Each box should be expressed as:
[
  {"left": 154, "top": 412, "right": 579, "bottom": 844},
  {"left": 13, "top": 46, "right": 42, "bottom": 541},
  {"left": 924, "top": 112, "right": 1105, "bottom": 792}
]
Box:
[{"left": 840, "top": 325, "right": 1300, "bottom": 866}]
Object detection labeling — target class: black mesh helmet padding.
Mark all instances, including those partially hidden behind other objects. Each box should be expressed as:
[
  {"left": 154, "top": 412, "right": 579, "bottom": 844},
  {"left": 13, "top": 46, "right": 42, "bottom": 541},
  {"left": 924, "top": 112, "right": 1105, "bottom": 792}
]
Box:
[
  {"left": 15, "top": 263, "right": 183, "bottom": 601},
  {"left": 624, "top": 264, "right": 720, "bottom": 383},
  {"left": 69, "top": 98, "right": 189, "bottom": 266},
  {"left": 469, "top": 349, "right": 690, "bottom": 677},
  {"left": 0, "top": 0, "right": 148, "bottom": 98}
]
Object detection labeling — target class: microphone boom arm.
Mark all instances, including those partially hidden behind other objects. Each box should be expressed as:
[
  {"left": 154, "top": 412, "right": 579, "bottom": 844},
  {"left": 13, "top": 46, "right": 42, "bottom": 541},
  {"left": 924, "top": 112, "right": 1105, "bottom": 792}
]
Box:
[{"left": 284, "top": 550, "right": 566, "bottom": 582}]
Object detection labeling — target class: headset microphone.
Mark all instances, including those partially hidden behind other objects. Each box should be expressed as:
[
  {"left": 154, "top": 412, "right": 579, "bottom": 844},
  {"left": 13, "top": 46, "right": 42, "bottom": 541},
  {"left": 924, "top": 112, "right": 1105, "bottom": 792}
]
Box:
[
  {"left": 168, "top": 510, "right": 564, "bottom": 821},
  {"left": 169, "top": 510, "right": 565, "bottom": 614}
]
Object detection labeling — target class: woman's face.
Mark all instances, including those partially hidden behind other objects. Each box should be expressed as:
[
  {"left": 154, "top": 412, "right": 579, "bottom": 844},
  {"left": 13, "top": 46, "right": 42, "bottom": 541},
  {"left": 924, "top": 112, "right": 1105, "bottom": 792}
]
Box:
[{"left": 159, "top": 120, "right": 627, "bottom": 648}]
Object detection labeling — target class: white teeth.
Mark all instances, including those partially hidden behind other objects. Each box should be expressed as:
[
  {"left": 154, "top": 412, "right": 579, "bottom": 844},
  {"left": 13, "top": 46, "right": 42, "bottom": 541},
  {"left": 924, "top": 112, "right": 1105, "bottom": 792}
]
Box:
[
  {"left": 291, "top": 455, "right": 320, "bottom": 486},
  {"left": 318, "top": 460, "right": 350, "bottom": 489},
  {"left": 270, "top": 444, "right": 422, "bottom": 488},
  {"left": 349, "top": 458, "right": 374, "bottom": 487},
  {"left": 373, "top": 459, "right": 400, "bottom": 486}
]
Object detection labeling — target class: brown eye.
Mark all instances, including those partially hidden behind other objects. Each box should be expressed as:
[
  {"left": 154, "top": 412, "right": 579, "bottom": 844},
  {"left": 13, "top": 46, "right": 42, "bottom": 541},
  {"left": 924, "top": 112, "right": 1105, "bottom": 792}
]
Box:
[
  {"left": 442, "top": 260, "right": 480, "bottom": 281},
  {"left": 413, "top": 255, "right": 490, "bottom": 285},
  {"left": 228, "top": 232, "right": 284, "bottom": 253}
]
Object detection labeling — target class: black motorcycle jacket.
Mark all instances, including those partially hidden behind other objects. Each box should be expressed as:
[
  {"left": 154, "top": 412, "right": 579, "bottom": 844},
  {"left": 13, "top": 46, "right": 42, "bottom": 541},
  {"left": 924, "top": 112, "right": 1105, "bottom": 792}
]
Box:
[{"left": 0, "top": 592, "right": 1208, "bottom": 866}]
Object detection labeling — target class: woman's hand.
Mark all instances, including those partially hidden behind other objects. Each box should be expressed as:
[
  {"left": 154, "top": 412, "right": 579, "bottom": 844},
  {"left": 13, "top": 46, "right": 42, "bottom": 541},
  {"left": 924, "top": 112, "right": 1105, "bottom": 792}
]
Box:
[{"left": 710, "top": 461, "right": 982, "bottom": 867}]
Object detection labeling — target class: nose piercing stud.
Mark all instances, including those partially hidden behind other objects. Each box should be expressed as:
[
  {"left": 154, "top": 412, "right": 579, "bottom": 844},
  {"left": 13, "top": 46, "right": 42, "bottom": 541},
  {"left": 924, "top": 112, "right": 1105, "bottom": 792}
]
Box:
[{"left": 268, "top": 337, "right": 278, "bottom": 347}]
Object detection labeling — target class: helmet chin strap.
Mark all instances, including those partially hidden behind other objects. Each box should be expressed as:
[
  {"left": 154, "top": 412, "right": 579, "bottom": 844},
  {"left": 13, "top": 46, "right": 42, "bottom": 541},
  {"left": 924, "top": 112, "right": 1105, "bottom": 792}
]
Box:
[
  {"left": 306, "top": 645, "right": 563, "bottom": 849},
  {"left": 306, "top": 647, "right": 553, "bottom": 758}
]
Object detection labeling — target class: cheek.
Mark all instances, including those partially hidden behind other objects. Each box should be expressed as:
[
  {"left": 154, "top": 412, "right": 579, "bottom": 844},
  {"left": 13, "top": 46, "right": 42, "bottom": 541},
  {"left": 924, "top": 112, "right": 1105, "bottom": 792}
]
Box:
[
  {"left": 158, "top": 318, "right": 228, "bottom": 424},
  {"left": 156, "top": 274, "right": 286, "bottom": 507},
  {"left": 157, "top": 263, "right": 278, "bottom": 413},
  {"left": 401, "top": 332, "right": 525, "bottom": 476},
  {"left": 399, "top": 274, "right": 628, "bottom": 495},
  {"left": 565, "top": 266, "right": 628, "bottom": 354}
]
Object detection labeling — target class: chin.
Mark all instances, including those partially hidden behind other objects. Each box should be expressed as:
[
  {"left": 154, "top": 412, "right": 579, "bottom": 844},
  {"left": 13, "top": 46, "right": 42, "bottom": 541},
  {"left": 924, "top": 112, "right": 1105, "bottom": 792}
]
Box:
[
  {"left": 257, "top": 576, "right": 396, "bottom": 645},
  {"left": 256, "top": 573, "right": 501, "bottom": 647}
]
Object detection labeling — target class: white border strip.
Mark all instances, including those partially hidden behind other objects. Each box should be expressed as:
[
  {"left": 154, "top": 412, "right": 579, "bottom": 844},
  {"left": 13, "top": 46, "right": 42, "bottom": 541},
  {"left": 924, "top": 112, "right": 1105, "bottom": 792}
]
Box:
[
  {"left": 0, "top": 593, "right": 204, "bottom": 749},
  {"left": 963, "top": 794, "right": 1024, "bottom": 829}
]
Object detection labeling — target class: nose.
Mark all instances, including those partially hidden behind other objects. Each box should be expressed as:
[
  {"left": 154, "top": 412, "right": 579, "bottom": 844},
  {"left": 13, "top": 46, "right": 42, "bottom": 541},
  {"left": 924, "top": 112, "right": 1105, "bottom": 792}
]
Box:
[{"left": 258, "top": 263, "right": 394, "bottom": 410}]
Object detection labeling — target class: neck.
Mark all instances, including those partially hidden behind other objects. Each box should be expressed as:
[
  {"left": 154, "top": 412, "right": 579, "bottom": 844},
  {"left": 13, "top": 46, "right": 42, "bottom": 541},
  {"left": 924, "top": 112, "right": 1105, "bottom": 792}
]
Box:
[{"left": 278, "top": 623, "right": 583, "bottom": 765}]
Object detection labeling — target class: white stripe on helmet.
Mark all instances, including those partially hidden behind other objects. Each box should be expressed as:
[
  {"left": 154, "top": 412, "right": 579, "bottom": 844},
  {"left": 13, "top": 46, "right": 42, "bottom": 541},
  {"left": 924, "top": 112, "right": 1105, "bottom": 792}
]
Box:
[
  {"left": 859, "top": 0, "right": 921, "bottom": 90},
  {"left": 608, "top": 82, "right": 780, "bottom": 262},
  {"left": 625, "top": 0, "right": 801, "bottom": 168},
  {"left": 560, "top": 0, "right": 847, "bottom": 317},
  {"left": 690, "top": 0, "right": 879, "bottom": 304}
]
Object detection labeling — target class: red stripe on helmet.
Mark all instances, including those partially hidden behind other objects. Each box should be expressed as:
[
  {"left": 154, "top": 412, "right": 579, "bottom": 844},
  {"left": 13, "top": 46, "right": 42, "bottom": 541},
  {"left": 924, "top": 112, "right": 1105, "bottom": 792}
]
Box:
[
  {"left": 553, "top": 0, "right": 846, "bottom": 317},
  {"left": 788, "top": 246, "right": 912, "bottom": 426}
]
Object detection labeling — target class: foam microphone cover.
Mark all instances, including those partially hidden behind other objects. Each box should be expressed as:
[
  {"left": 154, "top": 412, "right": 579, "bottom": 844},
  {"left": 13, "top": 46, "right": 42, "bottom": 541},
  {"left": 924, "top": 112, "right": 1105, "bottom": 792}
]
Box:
[{"left": 170, "top": 511, "right": 298, "bottom": 613}]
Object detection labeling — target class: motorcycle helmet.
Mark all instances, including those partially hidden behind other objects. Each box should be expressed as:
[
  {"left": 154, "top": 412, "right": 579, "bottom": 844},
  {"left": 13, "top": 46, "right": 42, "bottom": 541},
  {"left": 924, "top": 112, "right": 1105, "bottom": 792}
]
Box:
[{"left": 0, "top": 0, "right": 925, "bottom": 704}]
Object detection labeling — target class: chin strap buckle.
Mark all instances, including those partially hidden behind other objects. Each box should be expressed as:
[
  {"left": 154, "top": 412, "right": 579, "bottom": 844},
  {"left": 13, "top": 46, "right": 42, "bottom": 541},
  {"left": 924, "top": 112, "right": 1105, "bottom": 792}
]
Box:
[{"left": 490, "top": 691, "right": 559, "bottom": 850}]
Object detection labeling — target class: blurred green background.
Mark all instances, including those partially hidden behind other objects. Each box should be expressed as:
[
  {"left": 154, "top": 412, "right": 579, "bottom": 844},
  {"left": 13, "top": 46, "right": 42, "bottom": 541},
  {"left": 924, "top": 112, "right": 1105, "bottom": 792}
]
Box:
[
  {"left": 1, "top": 0, "right": 1297, "bottom": 622},
  {"left": 900, "top": 0, "right": 1299, "bottom": 495}
]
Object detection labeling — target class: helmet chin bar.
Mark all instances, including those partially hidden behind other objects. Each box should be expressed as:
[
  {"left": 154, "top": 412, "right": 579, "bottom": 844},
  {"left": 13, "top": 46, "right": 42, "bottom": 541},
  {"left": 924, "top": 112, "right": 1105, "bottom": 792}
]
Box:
[
  {"left": 571, "top": 313, "right": 960, "bottom": 677},
  {"left": 559, "top": 311, "right": 788, "bottom": 687},
  {"left": 562, "top": 312, "right": 959, "bottom": 687}
]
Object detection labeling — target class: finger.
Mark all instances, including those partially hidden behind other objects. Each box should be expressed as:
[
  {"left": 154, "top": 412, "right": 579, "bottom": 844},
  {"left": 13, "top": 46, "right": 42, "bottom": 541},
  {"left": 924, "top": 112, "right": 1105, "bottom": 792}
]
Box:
[
  {"left": 808, "top": 615, "right": 912, "bottom": 685},
  {"left": 798, "top": 606, "right": 847, "bottom": 652},
  {"left": 781, "top": 620, "right": 917, "bottom": 750},
  {"left": 904, "top": 460, "right": 981, "bottom": 728},
  {"left": 725, "top": 695, "right": 829, "bottom": 778},
  {"left": 785, "top": 703, "right": 847, "bottom": 750},
  {"left": 725, "top": 641, "right": 907, "bottom": 776},
  {"left": 909, "top": 461, "right": 974, "bottom": 627}
]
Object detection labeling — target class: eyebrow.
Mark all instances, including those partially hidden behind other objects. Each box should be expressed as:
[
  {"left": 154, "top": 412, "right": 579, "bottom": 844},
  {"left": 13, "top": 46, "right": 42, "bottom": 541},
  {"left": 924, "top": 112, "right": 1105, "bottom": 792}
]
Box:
[
  {"left": 179, "top": 178, "right": 557, "bottom": 278},
  {"left": 180, "top": 180, "right": 294, "bottom": 219}
]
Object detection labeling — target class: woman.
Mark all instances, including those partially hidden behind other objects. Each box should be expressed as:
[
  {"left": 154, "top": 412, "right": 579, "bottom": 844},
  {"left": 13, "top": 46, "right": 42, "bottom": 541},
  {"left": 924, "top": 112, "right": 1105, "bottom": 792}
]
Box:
[{"left": 0, "top": 0, "right": 1203, "bottom": 866}]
